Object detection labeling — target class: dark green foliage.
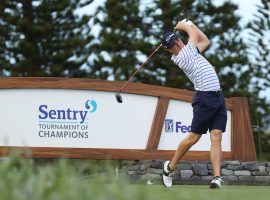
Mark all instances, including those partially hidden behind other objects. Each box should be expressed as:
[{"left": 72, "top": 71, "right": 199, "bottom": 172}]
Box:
[
  {"left": 0, "top": 0, "right": 93, "bottom": 77},
  {"left": 93, "top": 0, "right": 249, "bottom": 92},
  {"left": 90, "top": 0, "right": 145, "bottom": 80},
  {"left": 247, "top": 0, "right": 270, "bottom": 129},
  {"left": 0, "top": 0, "right": 11, "bottom": 75},
  {"left": 247, "top": 0, "right": 270, "bottom": 159}
]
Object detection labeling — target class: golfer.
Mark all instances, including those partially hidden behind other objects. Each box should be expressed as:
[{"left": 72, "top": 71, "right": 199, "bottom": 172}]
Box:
[{"left": 162, "top": 19, "right": 227, "bottom": 189}]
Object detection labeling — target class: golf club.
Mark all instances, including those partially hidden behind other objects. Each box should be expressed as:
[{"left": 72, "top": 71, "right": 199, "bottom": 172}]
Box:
[{"left": 115, "top": 43, "right": 163, "bottom": 103}]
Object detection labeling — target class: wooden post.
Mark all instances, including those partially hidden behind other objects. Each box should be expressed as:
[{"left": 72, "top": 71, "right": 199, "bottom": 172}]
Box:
[
  {"left": 232, "top": 97, "right": 257, "bottom": 161},
  {"left": 146, "top": 97, "right": 169, "bottom": 150}
]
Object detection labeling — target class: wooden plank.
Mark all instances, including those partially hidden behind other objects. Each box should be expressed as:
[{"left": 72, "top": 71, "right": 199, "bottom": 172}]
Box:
[
  {"left": 236, "top": 98, "right": 246, "bottom": 160},
  {"left": 242, "top": 98, "right": 257, "bottom": 161},
  {"left": 231, "top": 98, "right": 236, "bottom": 160},
  {"left": 231, "top": 97, "right": 257, "bottom": 161},
  {"left": 0, "top": 77, "right": 193, "bottom": 100},
  {"left": 0, "top": 147, "right": 233, "bottom": 161},
  {"left": 232, "top": 98, "right": 240, "bottom": 160},
  {"left": 146, "top": 97, "right": 169, "bottom": 150},
  {"left": 0, "top": 77, "right": 234, "bottom": 109}
]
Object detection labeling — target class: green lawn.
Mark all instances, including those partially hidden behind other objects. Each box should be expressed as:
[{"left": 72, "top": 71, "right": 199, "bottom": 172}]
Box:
[
  {"left": 130, "top": 185, "right": 270, "bottom": 200},
  {"left": 0, "top": 155, "right": 269, "bottom": 200}
]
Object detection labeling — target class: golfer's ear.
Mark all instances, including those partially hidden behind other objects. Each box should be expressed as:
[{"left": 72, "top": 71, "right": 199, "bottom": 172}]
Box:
[{"left": 166, "top": 48, "right": 172, "bottom": 53}]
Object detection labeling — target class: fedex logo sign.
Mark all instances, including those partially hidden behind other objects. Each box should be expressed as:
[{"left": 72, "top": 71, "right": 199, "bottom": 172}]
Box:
[{"left": 164, "top": 119, "right": 191, "bottom": 133}]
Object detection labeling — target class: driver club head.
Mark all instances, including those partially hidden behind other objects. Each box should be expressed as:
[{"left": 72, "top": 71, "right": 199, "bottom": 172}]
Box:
[{"left": 115, "top": 93, "right": 123, "bottom": 103}]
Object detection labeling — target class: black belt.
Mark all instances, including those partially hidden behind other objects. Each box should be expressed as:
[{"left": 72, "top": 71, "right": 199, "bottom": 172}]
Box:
[{"left": 195, "top": 90, "right": 222, "bottom": 95}]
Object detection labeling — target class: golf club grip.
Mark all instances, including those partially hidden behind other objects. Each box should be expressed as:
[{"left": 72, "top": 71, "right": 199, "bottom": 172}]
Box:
[{"left": 117, "top": 44, "right": 163, "bottom": 93}]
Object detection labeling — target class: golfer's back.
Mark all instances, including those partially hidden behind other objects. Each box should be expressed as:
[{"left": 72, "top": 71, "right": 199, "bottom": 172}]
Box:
[{"left": 171, "top": 43, "right": 220, "bottom": 91}]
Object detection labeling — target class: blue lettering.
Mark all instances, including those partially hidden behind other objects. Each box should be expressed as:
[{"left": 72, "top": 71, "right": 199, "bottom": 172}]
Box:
[
  {"left": 176, "top": 122, "right": 182, "bottom": 133},
  {"left": 181, "top": 125, "right": 188, "bottom": 133},
  {"left": 39, "top": 105, "right": 48, "bottom": 119},
  {"left": 49, "top": 110, "right": 57, "bottom": 119},
  {"left": 73, "top": 110, "right": 78, "bottom": 120},
  {"left": 67, "top": 108, "right": 72, "bottom": 120},
  {"left": 38, "top": 105, "right": 89, "bottom": 123},
  {"left": 79, "top": 111, "right": 88, "bottom": 124},
  {"left": 57, "top": 110, "right": 66, "bottom": 120},
  {"left": 175, "top": 121, "right": 191, "bottom": 133}
]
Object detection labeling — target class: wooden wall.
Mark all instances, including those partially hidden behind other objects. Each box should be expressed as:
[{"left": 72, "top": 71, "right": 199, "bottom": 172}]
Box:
[{"left": 0, "top": 78, "right": 257, "bottom": 161}]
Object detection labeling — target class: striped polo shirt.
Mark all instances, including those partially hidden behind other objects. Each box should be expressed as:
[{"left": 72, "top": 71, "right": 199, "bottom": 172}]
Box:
[{"left": 171, "top": 43, "right": 221, "bottom": 91}]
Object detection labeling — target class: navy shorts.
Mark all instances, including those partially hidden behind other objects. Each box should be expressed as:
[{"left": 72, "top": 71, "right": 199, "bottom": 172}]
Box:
[{"left": 191, "top": 91, "right": 227, "bottom": 134}]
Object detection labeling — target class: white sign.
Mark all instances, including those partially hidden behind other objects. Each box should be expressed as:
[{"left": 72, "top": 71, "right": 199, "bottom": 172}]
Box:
[
  {"left": 158, "top": 99, "right": 232, "bottom": 151},
  {"left": 0, "top": 89, "right": 158, "bottom": 149}
]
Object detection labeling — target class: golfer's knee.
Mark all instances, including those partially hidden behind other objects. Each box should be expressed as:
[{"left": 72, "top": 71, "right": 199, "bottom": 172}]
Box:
[
  {"left": 210, "top": 130, "right": 222, "bottom": 144},
  {"left": 187, "top": 133, "right": 201, "bottom": 145}
]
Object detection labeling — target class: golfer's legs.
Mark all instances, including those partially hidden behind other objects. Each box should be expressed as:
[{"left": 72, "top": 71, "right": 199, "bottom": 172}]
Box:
[
  {"left": 169, "top": 132, "right": 201, "bottom": 170},
  {"left": 210, "top": 129, "right": 222, "bottom": 176}
]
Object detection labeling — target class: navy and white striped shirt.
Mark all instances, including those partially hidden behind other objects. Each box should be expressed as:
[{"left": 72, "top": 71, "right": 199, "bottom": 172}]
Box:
[{"left": 171, "top": 43, "right": 221, "bottom": 91}]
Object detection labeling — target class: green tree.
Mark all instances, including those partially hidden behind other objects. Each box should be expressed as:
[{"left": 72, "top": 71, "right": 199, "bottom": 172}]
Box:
[
  {"left": 0, "top": 0, "right": 11, "bottom": 75},
  {"left": 247, "top": 0, "right": 270, "bottom": 160},
  {"left": 247, "top": 0, "right": 270, "bottom": 129},
  {"left": 91, "top": 0, "right": 146, "bottom": 80},
  {"left": 0, "top": 0, "right": 93, "bottom": 77},
  {"left": 93, "top": 0, "right": 250, "bottom": 94}
]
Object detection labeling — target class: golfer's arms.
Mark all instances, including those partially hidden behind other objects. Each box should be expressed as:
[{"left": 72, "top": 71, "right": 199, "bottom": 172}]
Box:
[{"left": 175, "top": 20, "right": 210, "bottom": 53}]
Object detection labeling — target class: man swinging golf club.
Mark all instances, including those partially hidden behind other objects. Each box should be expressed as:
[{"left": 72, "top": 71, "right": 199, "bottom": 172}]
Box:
[{"left": 162, "top": 19, "right": 227, "bottom": 189}]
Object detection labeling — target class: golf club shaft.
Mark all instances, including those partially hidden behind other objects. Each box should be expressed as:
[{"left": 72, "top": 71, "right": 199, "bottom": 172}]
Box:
[{"left": 117, "top": 44, "right": 163, "bottom": 93}]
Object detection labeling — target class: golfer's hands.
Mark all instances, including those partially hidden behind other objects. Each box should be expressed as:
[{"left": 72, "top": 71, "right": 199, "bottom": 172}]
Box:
[
  {"left": 174, "top": 19, "right": 193, "bottom": 32},
  {"left": 175, "top": 19, "right": 209, "bottom": 52}
]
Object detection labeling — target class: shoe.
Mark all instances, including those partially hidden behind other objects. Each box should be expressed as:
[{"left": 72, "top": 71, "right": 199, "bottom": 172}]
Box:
[
  {"left": 209, "top": 176, "right": 224, "bottom": 189},
  {"left": 162, "top": 161, "right": 173, "bottom": 187}
]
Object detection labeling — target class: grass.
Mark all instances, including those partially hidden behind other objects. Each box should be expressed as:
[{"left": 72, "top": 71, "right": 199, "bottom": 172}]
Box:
[
  {"left": 0, "top": 154, "right": 269, "bottom": 200},
  {"left": 139, "top": 185, "right": 270, "bottom": 200}
]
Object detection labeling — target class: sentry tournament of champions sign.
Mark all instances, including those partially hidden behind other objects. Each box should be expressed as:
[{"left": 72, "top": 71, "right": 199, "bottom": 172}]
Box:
[
  {"left": 0, "top": 89, "right": 157, "bottom": 149},
  {"left": 0, "top": 89, "right": 231, "bottom": 151},
  {"left": 38, "top": 99, "right": 97, "bottom": 139},
  {"left": 0, "top": 78, "right": 256, "bottom": 161}
]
